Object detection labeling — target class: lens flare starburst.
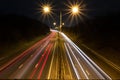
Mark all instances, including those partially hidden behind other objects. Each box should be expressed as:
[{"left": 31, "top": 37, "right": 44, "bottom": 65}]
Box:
[
  {"left": 72, "top": 6, "right": 79, "bottom": 14},
  {"left": 37, "top": 1, "right": 55, "bottom": 22},
  {"left": 43, "top": 5, "right": 50, "bottom": 13},
  {"left": 65, "top": 0, "right": 87, "bottom": 25}
]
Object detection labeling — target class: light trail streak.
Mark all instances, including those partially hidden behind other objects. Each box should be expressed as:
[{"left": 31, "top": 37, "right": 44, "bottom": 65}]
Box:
[
  {"left": 70, "top": 41, "right": 111, "bottom": 79},
  {"left": 0, "top": 30, "right": 112, "bottom": 79},
  {"left": 71, "top": 44, "right": 105, "bottom": 78},
  {"left": 0, "top": 32, "right": 55, "bottom": 72},
  {"left": 9, "top": 40, "right": 50, "bottom": 79},
  {"left": 30, "top": 43, "right": 51, "bottom": 79},
  {"left": 9, "top": 32, "right": 56, "bottom": 79},
  {"left": 66, "top": 43, "right": 89, "bottom": 79},
  {"left": 37, "top": 43, "right": 53, "bottom": 79},
  {"left": 64, "top": 43, "right": 80, "bottom": 79},
  {"left": 61, "top": 32, "right": 111, "bottom": 79}
]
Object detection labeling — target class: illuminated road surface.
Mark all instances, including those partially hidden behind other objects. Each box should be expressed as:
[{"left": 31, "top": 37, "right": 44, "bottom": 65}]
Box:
[{"left": 0, "top": 30, "right": 111, "bottom": 79}]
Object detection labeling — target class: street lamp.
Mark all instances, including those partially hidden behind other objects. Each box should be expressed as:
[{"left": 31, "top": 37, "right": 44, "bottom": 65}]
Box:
[
  {"left": 72, "top": 6, "right": 79, "bottom": 14},
  {"left": 40, "top": 3, "right": 53, "bottom": 19},
  {"left": 62, "top": 23, "right": 65, "bottom": 26},
  {"left": 60, "top": 12, "right": 62, "bottom": 32},
  {"left": 69, "top": 4, "right": 80, "bottom": 16},
  {"left": 42, "top": 5, "right": 51, "bottom": 14},
  {"left": 41, "top": 3, "right": 81, "bottom": 32},
  {"left": 53, "top": 22, "right": 56, "bottom": 26},
  {"left": 59, "top": 5, "right": 80, "bottom": 31},
  {"left": 53, "top": 22, "right": 57, "bottom": 29},
  {"left": 43, "top": 6, "right": 50, "bottom": 13}
]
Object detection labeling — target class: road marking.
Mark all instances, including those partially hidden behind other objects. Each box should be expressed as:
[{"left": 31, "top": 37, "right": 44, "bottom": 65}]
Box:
[
  {"left": 18, "top": 64, "right": 23, "bottom": 69},
  {"left": 30, "top": 42, "right": 50, "bottom": 79},
  {"left": 64, "top": 43, "right": 80, "bottom": 79},
  {"left": 62, "top": 43, "right": 73, "bottom": 79},
  {"left": 37, "top": 43, "right": 53, "bottom": 79},
  {"left": 61, "top": 32, "right": 111, "bottom": 79},
  {"left": 67, "top": 43, "right": 89, "bottom": 79},
  {"left": 48, "top": 42, "right": 56, "bottom": 79},
  {"left": 72, "top": 43, "right": 111, "bottom": 79},
  {"left": 35, "top": 63, "right": 38, "bottom": 68},
  {"left": 86, "top": 70, "right": 90, "bottom": 75},
  {"left": 0, "top": 32, "right": 54, "bottom": 72}
]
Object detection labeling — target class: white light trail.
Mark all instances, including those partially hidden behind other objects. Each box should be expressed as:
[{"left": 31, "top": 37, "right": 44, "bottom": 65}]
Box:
[
  {"left": 71, "top": 41, "right": 111, "bottom": 79},
  {"left": 61, "top": 32, "right": 111, "bottom": 79},
  {"left": 66, "top": 43, "right": 88, "bottom": 79},
  {"left": 64, "top": 43, "right": 80, "bottom": 79},
  {"left": 9, "top": 41, "right": 49, "bottom": 79}
]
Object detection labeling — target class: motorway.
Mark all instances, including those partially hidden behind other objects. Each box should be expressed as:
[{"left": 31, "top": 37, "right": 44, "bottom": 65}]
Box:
[{"left": 0, "top": 30, "right": 111, "bottom": 79}]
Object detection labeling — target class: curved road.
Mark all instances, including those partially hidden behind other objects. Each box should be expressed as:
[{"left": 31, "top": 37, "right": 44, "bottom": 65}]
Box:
[{"left": 0, "top": 30, "right": 111, "bottom": 79}]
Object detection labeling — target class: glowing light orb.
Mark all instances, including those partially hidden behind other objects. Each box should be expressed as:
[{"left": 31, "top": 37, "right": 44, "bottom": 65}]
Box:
[
  {"left": 72, "top": 6, "right": 79, "bottom": 14},
  {"left": 43, "top": 6, "right": 50, "bottom": 13}
]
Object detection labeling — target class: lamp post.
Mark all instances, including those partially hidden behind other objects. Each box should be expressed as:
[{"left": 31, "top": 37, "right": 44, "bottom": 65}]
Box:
[
  {"left": 42, "top": 3, "right": 80, "bottom": 32},
  {"left": 60, "top": 11, "right": 62, "bottom": 32},
  {"left": 53, "top": 22, "right": 56, "bottom": 26}
]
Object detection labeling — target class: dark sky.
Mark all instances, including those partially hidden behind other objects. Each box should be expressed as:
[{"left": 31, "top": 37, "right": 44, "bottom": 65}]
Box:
[{"left": 0, "top": 0, "right": 120, "bottom": 26}]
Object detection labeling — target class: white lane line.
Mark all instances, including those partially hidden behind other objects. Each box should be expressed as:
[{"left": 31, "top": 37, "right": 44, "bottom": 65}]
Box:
[
  {"left": 35, "top": 63, "right": 38, "bottom": 68},
  {"left": 64, "top": 43, "right": 80, "bottom": 79},
  {"left": 18, "top": 64, "right": 23, "bottom": 69},
  {"left": 10, "top": 41, "right": 49, "bottom": 79},
  {"left": 63, "top": 43, "right": 72, "bottom": 79},
  {"left": 86, "top": 70, "right": 90, "bottom": 76},
  {"left": 48, "top": 42, "right": 56, "bottom": 79},
  {"left": 67, "top": 43, "right": 89, "bottom": 79},
  {"left": 0, "top": 33, "right": 53, "bottom": 72}
]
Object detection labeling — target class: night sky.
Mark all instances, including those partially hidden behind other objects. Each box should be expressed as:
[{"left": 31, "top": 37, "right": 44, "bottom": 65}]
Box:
[{"left": 0, "top": 0, "right": 120, "bottom": 26}]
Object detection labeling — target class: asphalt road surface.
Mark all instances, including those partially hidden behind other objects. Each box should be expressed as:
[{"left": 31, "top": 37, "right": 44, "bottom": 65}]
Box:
[{"left": 0, "top": 30, "right": 111, "bottom": 79}]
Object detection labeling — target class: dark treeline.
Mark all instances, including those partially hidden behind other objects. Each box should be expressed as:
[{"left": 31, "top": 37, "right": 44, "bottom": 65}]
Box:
[
  {"left": 63, "top": 13, "right": 120, "bottom": 50},
  {"left": 0, "top": 15, "right": 50, "bottom": 44}
]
